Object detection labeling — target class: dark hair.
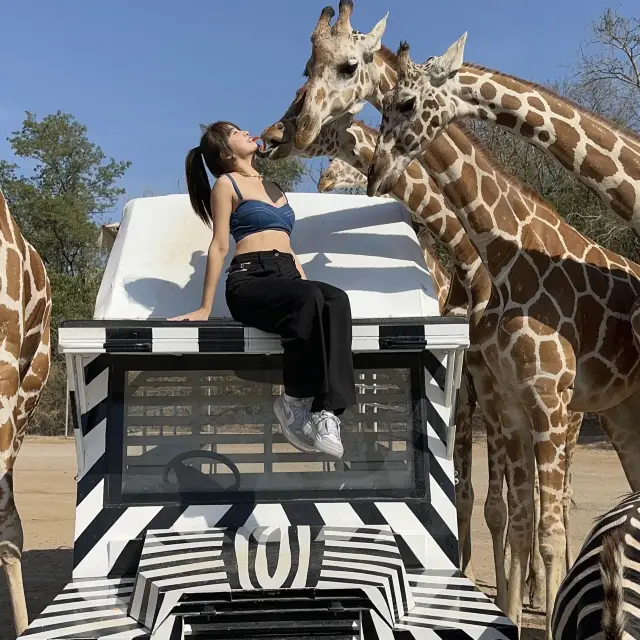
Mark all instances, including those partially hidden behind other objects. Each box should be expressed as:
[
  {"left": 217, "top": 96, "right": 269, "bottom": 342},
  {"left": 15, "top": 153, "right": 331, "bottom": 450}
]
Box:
[{"left": 185, "top": 121, "right": 240, "bottom": 227}]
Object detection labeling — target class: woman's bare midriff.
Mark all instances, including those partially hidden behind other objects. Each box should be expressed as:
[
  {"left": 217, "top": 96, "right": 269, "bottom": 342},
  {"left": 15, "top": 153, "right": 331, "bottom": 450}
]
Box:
[{"left": 234, "top": 229, "right": 294, "bottom": 258}]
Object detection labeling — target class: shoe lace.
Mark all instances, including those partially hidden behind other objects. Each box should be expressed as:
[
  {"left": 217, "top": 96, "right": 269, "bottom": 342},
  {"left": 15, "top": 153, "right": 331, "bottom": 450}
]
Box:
[{"left": 316, "top": 411, "right": 340, "bottom": 438}]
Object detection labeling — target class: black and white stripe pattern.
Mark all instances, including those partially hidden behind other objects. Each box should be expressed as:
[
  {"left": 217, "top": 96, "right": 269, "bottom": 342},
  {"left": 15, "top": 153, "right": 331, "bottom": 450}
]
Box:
[
  {"left": 398, "top": 572, "right": 516, "bottom": 639},
  {"left": 19, "top": 578, "right": 148, "bottom": 639},
  {"left": 17, "top": 572, "right": 516, "bottom": 639},
  {"left": 129, "top": 529, "right": 227, "bottom": 631},
  {"left": 551, "top": 491, "right": 640, "bottom": 640},
  {"left": 128, "top": 525, "right": 414, "bottom": 633},
  {"left": 58, "top": 318, "right": 470, "bottom": 355},
  {"left": 26, "top": 320, "right": 518, "bottom": 638}
]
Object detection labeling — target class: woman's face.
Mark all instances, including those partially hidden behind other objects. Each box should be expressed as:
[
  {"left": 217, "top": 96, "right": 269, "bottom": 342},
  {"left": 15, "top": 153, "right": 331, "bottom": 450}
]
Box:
[{"left": 227, "top": 127, "right": 258, "bottom": 158}]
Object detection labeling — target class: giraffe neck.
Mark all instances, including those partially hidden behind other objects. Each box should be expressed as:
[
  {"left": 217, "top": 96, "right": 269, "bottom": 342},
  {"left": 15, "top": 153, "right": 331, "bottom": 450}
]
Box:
[
  {"left": 332, "top": 163, "right": 369, "bottom": 189},
  {"left": 347, "top": 122, "right": 490, "bottom": 325},
  {"left": 418, "top": 234, "right": 455, "bottom": 315},
  {"left": 0, "top": 191, "right": 51, "bottom": 467},
  {"left": 420, "top": 123, "right": 640, "bottom": 290},
  {"left": 452, "top": 65, "right": 640, "bottom": 230},
  {"left": 323, "top": 157, "right": 458, "bottom": 316}
]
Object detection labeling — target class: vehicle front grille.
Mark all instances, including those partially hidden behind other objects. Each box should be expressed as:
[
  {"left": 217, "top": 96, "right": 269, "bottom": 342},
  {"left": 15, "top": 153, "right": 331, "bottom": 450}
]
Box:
[{"left": 177, "top": 588, "right": 368, "bottom": 639}]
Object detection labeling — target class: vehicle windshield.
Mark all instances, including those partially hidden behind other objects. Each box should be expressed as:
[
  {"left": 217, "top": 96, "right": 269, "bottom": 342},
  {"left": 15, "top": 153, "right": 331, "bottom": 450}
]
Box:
[{"left": 115, "top": 359, "right": 421, "bottom": 501}]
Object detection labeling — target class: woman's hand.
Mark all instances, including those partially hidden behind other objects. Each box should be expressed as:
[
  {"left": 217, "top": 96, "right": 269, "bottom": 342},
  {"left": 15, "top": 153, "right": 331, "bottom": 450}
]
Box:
[{"left": 168, "top": 307, "right": 210, "bottom": 321}]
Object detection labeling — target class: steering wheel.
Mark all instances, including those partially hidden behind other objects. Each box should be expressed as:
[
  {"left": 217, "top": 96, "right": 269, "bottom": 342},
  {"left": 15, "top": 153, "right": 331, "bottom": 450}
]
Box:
[{"left": 162, "top": 450, "right": 241, "bottom": 493}]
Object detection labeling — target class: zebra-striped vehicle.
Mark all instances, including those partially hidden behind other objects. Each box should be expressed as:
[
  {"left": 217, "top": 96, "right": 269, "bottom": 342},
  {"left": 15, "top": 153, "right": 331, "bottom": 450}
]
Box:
[
  {"left": 552, "top": 491, "right": 640, "bottom": 639},
  {"left": 20, "top": 193, "right": 516, "bottom": 639}
]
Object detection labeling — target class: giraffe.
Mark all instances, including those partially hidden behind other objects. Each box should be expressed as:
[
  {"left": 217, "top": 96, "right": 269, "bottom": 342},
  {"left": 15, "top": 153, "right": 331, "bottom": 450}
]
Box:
[
  {"left": 318, "top": 158, "right": 370, "bottom": 192},
  {"left": 366, "top": 40, "right": 640, "bottom": 638},
  {"left": 376, "top": 32, "right": 640, "bottom": 234},
  {"left": 259, "top": 0, "right": 579, "bottom": 612},
  {"left": 0, "top": 190, "right": 52, "bottom": 637},
  {"left": 318, "top": 157, "right": 455, "bottom": 316},
  {"left": 261, "top": 1, "right": 589, "bottom": 616},
  {"left": 265, "top": 99, "right": 587, "bottom": 612}
]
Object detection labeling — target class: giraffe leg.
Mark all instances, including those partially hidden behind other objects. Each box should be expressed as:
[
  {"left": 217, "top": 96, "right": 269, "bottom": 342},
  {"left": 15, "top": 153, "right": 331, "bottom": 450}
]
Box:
[
  {"left": 453, "top": 372, "right": 475, "bottom": 581},
  {"left": 527, "top": 467, "right": 545, "bottom": 610},
  {"left": 467, "top": 362, "right": 509, "bottom": 610},
  {"left": 0, "top": 472, "right": 27, "bottom": 637},
  {"left": 482, "top": 409, "right": 508, "bottom": 613},
  {"left": 520, "top": 381, "right": 570, "bottom": 640},
  {"left": 499, "top": 396, "right": 536, "bottom": 634},
  {"left": 597, "top": 393, "right": 640, "bottom": 491},
  {"left": 562, "top": 410, "right": 583, "bottom": 573}
]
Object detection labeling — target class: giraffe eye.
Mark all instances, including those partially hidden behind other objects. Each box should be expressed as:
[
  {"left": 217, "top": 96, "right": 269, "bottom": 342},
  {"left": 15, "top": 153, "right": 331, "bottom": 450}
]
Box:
[
  {"left": 398, "top": 97, "right": 416, "bottom": 114},
  {"left": 340, "top": 61, "right": 358, "bottom": 76}
]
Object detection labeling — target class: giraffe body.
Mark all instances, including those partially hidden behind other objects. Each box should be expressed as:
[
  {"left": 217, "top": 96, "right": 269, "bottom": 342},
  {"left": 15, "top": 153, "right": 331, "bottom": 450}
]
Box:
[
  {"left": 0, "top": 191, "right": 52, "bottom": 637},
  {"left": 368, "top": 41, "right": 640, "bottom": 638}
]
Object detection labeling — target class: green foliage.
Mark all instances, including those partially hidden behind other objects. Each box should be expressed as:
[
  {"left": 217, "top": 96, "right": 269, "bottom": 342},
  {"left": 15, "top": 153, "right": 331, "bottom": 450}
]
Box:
[
  {"left": 254, "top": 156, "right": 305, "bottom": 191},
  {"left": 0, "top": 111, "right": 130, "bottom": 279}
]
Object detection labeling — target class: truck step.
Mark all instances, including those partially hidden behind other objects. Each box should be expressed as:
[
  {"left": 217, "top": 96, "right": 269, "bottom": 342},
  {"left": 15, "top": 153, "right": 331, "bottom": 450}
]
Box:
[{"left": 175, "top": 588, "right": 365, "bottom": 639}]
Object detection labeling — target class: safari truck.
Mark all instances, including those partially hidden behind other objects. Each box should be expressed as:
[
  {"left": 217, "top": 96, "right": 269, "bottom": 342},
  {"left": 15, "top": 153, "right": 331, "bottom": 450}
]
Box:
[{"left": 21, "top": 192, "right": 517, "bottom": 639}]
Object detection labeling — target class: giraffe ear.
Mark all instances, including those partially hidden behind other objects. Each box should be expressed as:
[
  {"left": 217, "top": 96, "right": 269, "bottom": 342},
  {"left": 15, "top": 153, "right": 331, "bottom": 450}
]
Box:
[
  {"left": 430, "top": 32, "right": 467, "bottom": 77},
  {"left": 362, "top": 12, "right": 389, "bottom": 53},
  {"left": 199, "top": 123, "right": 208, "bottom": 134}
]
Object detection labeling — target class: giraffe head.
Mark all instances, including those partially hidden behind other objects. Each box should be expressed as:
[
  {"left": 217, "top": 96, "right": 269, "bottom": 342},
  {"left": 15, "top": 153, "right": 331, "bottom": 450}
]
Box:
[
  {"left": 292, "top": 0, "right": 388, "bottom": 150},
  {"left": 318, "top": 158, "right": 366, "bottom": 192},
  {"left": 260, "top": 102, "right": 365, "bottom": 161},
  {"left": 367, "top": 36, "right": 468, "bottom": 196}
]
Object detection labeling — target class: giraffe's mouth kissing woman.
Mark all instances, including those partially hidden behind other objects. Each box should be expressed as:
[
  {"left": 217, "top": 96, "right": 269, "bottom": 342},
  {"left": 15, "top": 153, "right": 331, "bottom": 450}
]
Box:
[{"left": 170, "top": 121, "right": 357, "bottom": 461}]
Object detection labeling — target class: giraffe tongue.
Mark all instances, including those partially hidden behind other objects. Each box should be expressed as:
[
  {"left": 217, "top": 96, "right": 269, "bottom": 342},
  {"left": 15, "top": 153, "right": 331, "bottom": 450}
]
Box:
[{"left": 251, "top": 136, "right": 267, "bottom": 152}]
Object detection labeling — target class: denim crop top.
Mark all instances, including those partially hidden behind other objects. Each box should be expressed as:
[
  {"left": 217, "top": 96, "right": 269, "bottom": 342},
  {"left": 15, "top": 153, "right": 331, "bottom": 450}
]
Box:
[{"left": 224, "top": 174, "right": 295, "bottom": 243}]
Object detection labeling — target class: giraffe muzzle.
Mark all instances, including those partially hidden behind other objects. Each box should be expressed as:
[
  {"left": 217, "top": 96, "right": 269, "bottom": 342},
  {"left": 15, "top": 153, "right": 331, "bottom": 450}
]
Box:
[
  {"left": 366, "top": 161, "right": 393, "bottom": 198},
  {"left": 294, "top": 114, "right": 320, "bottom": 150}
]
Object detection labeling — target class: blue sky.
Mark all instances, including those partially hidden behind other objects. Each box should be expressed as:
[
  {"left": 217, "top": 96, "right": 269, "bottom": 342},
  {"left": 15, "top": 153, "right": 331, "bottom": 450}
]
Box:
[{"left": 1, "top": 0, "right": 636, "bottom": 222}]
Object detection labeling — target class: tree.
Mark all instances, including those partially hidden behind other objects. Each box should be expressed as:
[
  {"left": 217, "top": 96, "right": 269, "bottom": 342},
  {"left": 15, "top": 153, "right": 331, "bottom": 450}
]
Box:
[
  {"left": 464, "top": 8, "right": 640, "bottom": 264},
  {"left": 254, "top": 156, "right": 305, "bottom": 191},
  {"left": 0, "top": 111, "right": 130, "bottom": 278},
  {"left": 575, "top": 8, "right": 640, "bottom": 130}
]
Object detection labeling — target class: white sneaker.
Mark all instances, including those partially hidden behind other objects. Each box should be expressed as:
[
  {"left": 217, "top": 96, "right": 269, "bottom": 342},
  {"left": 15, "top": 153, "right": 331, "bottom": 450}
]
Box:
[
  {"left": 313, "top": 411, "right": 344, "bottom": 460},
  {"left": 273, "top": 395, "right": 316, "bottom": 452}
]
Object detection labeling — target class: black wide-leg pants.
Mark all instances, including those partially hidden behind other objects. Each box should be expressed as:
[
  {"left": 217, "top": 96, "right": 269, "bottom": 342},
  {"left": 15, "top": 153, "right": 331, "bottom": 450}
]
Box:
[{"left": 225, "top": 250, "right": 356, "bottom": 414}]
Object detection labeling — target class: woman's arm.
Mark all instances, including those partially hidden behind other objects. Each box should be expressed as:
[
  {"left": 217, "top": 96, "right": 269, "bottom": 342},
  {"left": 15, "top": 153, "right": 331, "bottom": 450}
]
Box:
[
  {"left": 292, "top": 251, "right": 307, "bottom": 280},
  {"left": 169, "top": 178, "right": 233, "bottom": 320}
]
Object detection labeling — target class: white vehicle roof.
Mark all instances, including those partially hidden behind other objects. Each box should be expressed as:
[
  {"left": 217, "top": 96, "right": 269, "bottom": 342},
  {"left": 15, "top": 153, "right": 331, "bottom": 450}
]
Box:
[{"left": 94, "top": 192, "right": 441, "bottom": 320}]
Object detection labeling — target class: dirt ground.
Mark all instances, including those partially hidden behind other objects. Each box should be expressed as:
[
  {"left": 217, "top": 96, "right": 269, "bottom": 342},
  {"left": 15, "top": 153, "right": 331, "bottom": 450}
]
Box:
[{"left": 0, "top": 435, "right": 629, "bottom": 639}]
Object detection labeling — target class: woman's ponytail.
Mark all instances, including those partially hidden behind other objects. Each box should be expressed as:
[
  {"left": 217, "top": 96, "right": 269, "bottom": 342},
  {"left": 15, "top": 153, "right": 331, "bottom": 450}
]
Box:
[{"left": 185, "top": 146, "right": 212, "bottom": 227}]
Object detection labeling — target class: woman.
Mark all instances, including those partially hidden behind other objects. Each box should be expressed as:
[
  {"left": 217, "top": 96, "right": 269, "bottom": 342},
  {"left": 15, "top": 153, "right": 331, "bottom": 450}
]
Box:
[{"left": 170, "top": 121, "right": 356, "bottom": 460}]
